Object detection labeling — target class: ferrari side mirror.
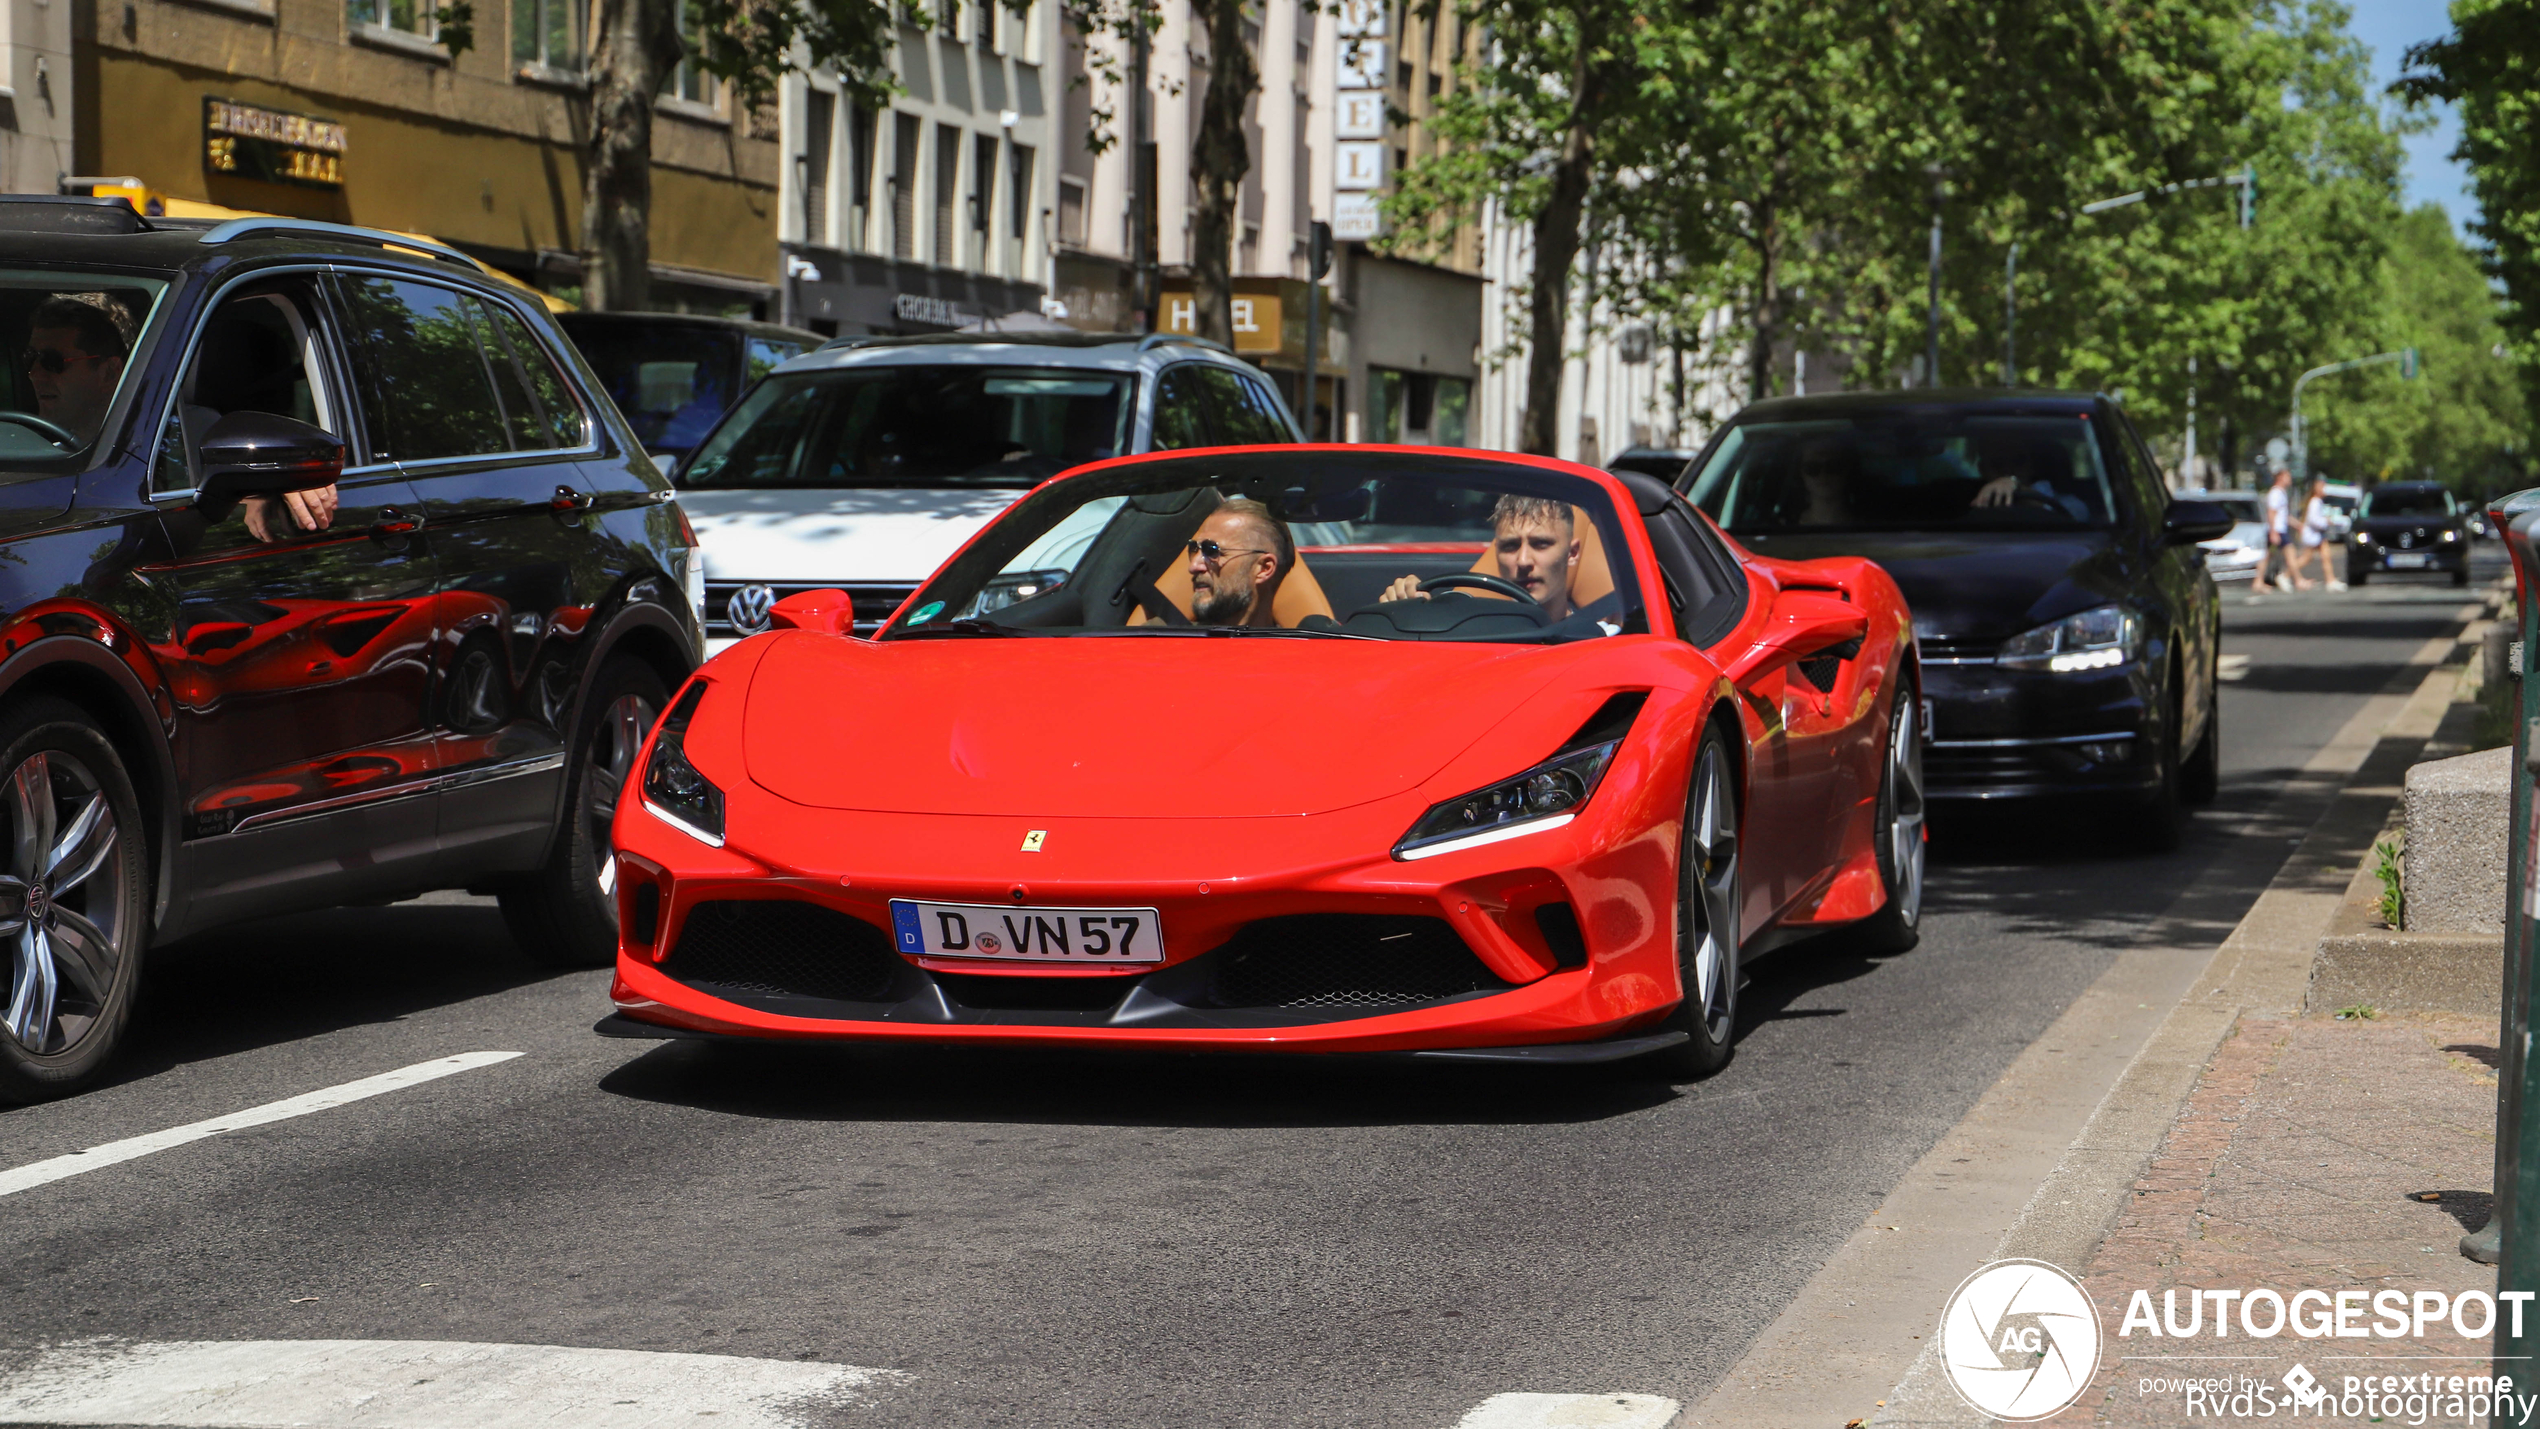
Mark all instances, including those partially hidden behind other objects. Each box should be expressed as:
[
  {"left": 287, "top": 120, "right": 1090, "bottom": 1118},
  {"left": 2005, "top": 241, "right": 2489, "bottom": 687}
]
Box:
[{"left": 768, "top": 588, "right": 857, "bottom": 637}]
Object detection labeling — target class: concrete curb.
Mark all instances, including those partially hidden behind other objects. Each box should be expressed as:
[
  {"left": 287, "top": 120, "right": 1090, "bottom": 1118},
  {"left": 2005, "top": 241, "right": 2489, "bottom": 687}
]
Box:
[{"left": 1681, "top": 588, "right": 2502, "bottom": 1429}]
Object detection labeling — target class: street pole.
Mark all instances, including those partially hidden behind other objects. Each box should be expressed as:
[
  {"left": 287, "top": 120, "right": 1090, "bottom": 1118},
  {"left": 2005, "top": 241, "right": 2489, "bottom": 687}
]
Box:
[
  {"left": 2002, "top": 243, "right": 2018, "bottom": 387},
  {"left": 2290, "top": 348, "right": 2420, "bottom": 481},
  {"left": 1926, "top": 210, "right": 1942, "bottom": 388},
  {"left": 1128, "top": 20, "right": 1156, "bottom": 331},
  {"left": 1302, "top": 220, "right": 1331, "bottom": 440},
  {"left": 2184, "top": 355, "right": 2197, "bottom": 489}
]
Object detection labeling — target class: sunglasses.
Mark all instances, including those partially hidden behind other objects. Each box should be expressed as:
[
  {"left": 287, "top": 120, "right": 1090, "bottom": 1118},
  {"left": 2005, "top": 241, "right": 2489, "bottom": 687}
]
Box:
[
  {"left": 21, "top": 347, "right": 107, "bottom": 375},
  {"left": 1185, "top": 539, "right": 1270, "bottom": 564}
]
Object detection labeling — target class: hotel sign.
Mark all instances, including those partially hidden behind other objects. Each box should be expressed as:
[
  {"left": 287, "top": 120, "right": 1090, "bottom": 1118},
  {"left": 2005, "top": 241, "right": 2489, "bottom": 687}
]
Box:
[{"left": 204, "top": 98, "right": 347, "bottom": 190}]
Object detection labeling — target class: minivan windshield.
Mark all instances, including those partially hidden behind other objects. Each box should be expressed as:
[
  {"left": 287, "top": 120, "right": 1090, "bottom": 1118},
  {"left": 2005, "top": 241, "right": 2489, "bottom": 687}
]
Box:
[
  {"left": 2362, "top": 486, "right": 2454, "bottom": 518},
  {"left": 1684, "top": 411, "right": 2122, "bottom": 532},
  {"left": 680, "top": 365, "right": 1135, "bottom": 490},
  {"left": 0, "top": 273, "right": 164, "bottom": 461}
]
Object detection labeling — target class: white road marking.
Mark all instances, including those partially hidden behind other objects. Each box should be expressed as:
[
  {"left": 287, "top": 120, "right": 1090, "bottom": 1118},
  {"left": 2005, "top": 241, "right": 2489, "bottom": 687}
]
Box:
[
  {"left": 2218, "top": 653, "right": 2253, "bottom": 682},
  {"left": 0, "top": 1051, "right": 521, "bottom": 1199},
  {"left": 0, "top": 1339, "right": 901, "bottom": 1428},
  {"left": 1457, "top": 1392, "right": 1682, "bottom": 1428}
]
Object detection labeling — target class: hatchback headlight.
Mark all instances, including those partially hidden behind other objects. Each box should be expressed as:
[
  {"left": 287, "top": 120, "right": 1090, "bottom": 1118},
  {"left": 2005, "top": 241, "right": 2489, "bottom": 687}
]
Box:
[
  {"left": 1395, "top": 742, "right": 1619, "bottom": 861},
  {"left": 2442, "top": 528, "right": 2460, "bottom": 543},
  {"left": 641, "top": 683, "right": 725, "bottom": 846},
  {"left": 2355, "top": 531, "right": 2374, "bottom": 545},
  {"left": 1997, "top": 605, "right": 2141, "bottom": 674}
]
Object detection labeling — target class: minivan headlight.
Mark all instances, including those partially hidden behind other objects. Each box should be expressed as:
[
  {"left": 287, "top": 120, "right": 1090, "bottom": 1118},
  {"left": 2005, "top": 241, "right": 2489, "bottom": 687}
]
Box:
[
  {"left": 1997, "top": 605, "right": 2141, "bottom": 674},
  {"left": 1395, "top": 742, "right": 1619, "bottom": 861},
  {"left": 641, "top": 683, "right": 725, "bottom": 846}
]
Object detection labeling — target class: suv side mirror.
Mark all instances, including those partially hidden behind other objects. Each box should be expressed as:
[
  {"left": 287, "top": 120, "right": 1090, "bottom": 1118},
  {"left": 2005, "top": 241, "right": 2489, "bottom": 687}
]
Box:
[
  {"left": 2162, "top": 499, "right": 2234, "bottom": 545},
  {"left": 195, "top": 411, "right": 344, "bottom": 510}
]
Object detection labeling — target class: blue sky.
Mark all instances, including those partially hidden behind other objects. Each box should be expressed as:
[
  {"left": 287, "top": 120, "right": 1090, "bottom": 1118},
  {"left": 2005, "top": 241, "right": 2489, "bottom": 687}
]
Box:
[{"left": 2341, "top": 0, "right": 2480, "bottom": 233}]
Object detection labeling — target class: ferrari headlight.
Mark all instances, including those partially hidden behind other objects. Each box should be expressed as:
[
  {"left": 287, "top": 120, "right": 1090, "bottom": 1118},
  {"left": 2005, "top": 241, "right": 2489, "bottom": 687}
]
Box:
[
  {"left": 641, "top": 683, "right": 725, "bottom": 846},
  {"left": 1394, "top": 741, "right": 1618, "bottom": 861},
  {"left": 963, "top": 568, "right": 1070, "bottom": 618},
  {"left": 1997, "top": 604, "right": 2141, "bottom": 674}
]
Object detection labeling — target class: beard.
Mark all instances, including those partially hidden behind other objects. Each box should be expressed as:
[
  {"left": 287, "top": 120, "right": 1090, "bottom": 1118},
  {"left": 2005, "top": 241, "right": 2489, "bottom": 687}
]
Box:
[{"left": 1192, "top": 578, "right": 1254, "bottom": 625}]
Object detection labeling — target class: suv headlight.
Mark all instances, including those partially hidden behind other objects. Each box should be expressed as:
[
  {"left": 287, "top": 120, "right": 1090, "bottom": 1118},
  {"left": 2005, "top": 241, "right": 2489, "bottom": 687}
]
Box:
[
  {"left": 641, "top": 683, "right": 725, "bottom": 846},
  {"left": 963, "top": 568, "right": 1070, "bottom": 618},
  {"left": 1395, "top": 741, "right": 1619, "bottom": 861},
  {"left": 1997, "top": 605, "right": 2141, "bottom": 673}
]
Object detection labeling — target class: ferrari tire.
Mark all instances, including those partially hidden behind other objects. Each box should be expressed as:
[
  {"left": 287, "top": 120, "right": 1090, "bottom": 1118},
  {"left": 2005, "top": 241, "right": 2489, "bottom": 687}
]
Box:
[
  {"left": 2181, "top": 653, "right": 2220, "bottom": 807},
  {"left": 0, "top": 698, "right": 149, "bottom": 1105},
  {"left": 1648, "top": 728, "right": 1742, "bottom": 1079},
  {"left": 1849, "top": 674, "right": 1925, "bottom": 956},
  {"left": 500, "top": 656, "right": 669, "bottom": 969}
]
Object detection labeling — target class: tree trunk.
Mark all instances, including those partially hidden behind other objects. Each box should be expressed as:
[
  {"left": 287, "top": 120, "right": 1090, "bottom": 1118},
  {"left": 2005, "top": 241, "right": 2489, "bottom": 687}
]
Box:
[
  {"left": 1745, "top": 208, "right": 1780, "bottom": 403},
  {"left": 1518, "top": 37, "right": 1601, "bottom": 456},
  {"left": 583, "top": 0, "right": 682, "bottom": 311},
  {"left": 1188, "top": 0, "right": 1256, "bottom": 346}
]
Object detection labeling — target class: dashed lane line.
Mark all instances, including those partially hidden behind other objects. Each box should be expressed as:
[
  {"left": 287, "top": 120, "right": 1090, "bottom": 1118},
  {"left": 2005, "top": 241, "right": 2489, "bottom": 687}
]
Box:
[
  {"left": 1456, "top": 1393, "right": 1683, "bottom": 1428},
  {"left": 0, "top": 1051, "right": 522, "bottom": 1199},
  {"left": 0, "top": 1339, "right": 902, "bottom": 1428}
]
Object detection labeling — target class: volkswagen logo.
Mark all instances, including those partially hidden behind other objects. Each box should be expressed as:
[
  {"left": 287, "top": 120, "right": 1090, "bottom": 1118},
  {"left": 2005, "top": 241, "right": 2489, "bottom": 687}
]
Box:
[
  {"left": 2399, "top": 531, "right": 2417, "bottom": 550},
  {"left": 726, "top": 584, "right": 777, "bottom": 634}
]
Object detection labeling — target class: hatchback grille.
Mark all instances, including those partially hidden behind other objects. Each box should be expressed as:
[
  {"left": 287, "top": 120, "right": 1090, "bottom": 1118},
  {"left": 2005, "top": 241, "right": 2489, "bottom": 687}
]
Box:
[
  {"left": 1917, "top": 636, "right": 1997, "bottom": 664},
  {"left": 661, "top": 900, "right": 905, "bottom": 1002},
  {"left": 704, "top": 581, "right": 919, "bottom": 638},
  {"left": 1209, "top": 915, "right": 1508, "bottom": 1009}
]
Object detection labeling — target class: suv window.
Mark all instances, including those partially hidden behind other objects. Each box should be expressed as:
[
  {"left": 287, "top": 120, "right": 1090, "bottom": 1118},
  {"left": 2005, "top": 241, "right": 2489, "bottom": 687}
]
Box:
[
  {"left": 681, "top": 364, "right": 1134, "bottom": 489},
  {"left": 1150, "top": 364, "right": 1214, "bottom": 450},
  {"left": 155, "top": 282, "right": 339, "bottom": 492},
  {"left": 0, "top": 274, "right": 162, "bottom": 463},
  {"left": 334, "top": 276, "right": 576, "bottom": 464},
  {"left": 1195, "top": 366, "right": 1292, "bottom": 445}
]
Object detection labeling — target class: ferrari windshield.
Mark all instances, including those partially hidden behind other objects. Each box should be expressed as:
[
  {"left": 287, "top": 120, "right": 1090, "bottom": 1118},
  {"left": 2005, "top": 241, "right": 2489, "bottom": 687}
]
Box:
[
  {"left": 679, "top": 364, "right": 1133, "bottom": 490},
  {"left": 1685, "top": 411, "right": 2123, "bottom": 532},
  {"left": 884, "top": 451, "right": 1647, "bottom": 644}
]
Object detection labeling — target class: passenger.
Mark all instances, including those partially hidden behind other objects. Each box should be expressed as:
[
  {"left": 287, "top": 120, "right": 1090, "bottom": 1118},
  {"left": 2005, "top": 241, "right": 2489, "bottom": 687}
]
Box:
[
  {"left": 24, "top": 292, "right": 135, "bottom": 445},
  {"left": 1793, "top": 436, "right": 1858, "bottom": 525},
  {"left": 1185, "top": 497, "right": 1293, "bottom": 626},
  {"left": 1380, "top": 495, "right": 1621, "bottom": 632}
]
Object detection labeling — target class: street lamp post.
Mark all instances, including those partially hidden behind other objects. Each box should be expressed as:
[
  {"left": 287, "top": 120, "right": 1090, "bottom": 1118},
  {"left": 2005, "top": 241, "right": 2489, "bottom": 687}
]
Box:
[
  {"left": 2290, "top": 348, "right": 2421, "bottom": 480},
  {"left": 2002, "top": 243, "right": 2018, "bottom": 387}
]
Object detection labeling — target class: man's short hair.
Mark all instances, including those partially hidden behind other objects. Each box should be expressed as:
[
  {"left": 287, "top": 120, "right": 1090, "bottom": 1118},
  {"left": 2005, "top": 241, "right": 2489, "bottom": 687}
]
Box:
[
  {"left": 1491, "top": 495, "right": 1573, "bottom": 532},
  {"left": 1211, "top": 494, "right": 1294, "bottom": 584},
  {"left": 31, "top": 293, "right": 136, "bottom": 362}
]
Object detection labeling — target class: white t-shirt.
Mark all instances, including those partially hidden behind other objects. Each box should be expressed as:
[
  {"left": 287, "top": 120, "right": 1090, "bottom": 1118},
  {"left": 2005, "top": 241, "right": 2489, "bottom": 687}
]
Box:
[
  {"left": 2300, "top": 495, "right": 2329, "bottom": 547},
  {"left": 2266, "top": 485, "right": 2291, "bottom": 536}
]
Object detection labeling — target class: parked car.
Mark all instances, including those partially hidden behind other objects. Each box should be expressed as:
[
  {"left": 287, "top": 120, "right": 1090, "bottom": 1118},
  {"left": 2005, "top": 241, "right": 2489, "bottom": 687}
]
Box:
[
  {"left": 0, "top": 199, "right": 703, "bottom": 1100},
  {"left": 1677, "top": 390, "right": 2229, "bottom": 847},
  {"left": 2181, "top": 489, "right": 2265, "bottom": 581},
  {"left": 603, "top": 448, "right": 1919, "bottom": 1078},
  {"left": 557, "top": 312, "right": 821, "bottom": 465},
  {"left": 2322, "top": 480, "right": 2360, "bottom": 541},
  {"left": 1607, "top": 446, "right": 1699, "bottom": 484},
  {"left": 674, "top": 331, "right": 1301, "bottom": 645},
  {"left": 2348, "top": 480, "right": 2469, "bottom": 586}
]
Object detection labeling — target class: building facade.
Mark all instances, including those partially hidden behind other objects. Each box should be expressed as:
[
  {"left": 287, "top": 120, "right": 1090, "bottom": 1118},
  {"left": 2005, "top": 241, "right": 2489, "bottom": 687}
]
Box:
[
  {"left": 71, "top": 0, "right": 779, "bottom": 312},
  {"left": 774, "top": 0, "right": 1056, "bottom": 338}
]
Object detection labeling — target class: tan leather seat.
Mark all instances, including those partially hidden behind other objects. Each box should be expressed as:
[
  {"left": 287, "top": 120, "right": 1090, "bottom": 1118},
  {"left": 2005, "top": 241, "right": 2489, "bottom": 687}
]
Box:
[
  {"left": 1130, "top": 551, "right": 1337, "bottom": 626},
  {"left": 1467, "top": 505, "right": 1615, "bottom": 606}
]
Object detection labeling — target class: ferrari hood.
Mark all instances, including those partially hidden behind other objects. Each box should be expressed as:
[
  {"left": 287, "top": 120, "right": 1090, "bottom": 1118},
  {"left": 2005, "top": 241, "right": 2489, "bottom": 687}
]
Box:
[
  {"left": 741, "top": 634, "right": 1567, "bottom": 817},
  {"left": 679, "top": 486, "right": 1027, "bottom": 584}
]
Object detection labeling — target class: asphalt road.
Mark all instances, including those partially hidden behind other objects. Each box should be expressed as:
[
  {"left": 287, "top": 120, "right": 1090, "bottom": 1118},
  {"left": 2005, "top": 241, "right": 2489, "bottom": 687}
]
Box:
[{"left": 0, "top": 552, "right": 2503, "bottom": 1429}]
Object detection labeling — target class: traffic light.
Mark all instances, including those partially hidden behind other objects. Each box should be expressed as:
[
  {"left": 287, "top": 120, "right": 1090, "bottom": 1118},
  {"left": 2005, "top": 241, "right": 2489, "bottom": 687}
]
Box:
[
  {"left": 2402, "top": 346, "right": 2421, "bottom": 379},
  {"left": 2239, "top": 163, "right": 2255, "bottom": 229},
  {"left": 1309, "top": 221, "right": 1334, "bottom": 281}
]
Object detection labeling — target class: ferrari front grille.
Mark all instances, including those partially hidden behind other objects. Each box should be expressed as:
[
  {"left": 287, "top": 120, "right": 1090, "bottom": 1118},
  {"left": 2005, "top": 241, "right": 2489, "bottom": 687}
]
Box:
[
  {"left": 1209, "top": 914, "right": 1508, "bottom": 1009},
  {"left": 660, "top": 899, "right": 903, "bottom": 1002}
]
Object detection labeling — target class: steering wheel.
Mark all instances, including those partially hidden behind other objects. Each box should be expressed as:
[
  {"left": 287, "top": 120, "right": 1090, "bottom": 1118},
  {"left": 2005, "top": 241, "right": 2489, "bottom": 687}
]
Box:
[
  {"left": 0, "top": 412, "right": 77, "bottom": 447},
  {"left": 1419, "top": 572, "right": 1537, "bottom": 605},
  {"left": 2009, "top": 485, "right": 2062, "bottom": 510}
]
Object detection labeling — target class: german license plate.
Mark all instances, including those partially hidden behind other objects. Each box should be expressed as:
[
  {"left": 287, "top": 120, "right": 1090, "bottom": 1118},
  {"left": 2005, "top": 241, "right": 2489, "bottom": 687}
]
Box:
[
  {"left": 888, "top": 899, "right": 1164, "bottom": 964},
  {"left": 2387, "top": 552, "right": 2428, "bottom": 569}
]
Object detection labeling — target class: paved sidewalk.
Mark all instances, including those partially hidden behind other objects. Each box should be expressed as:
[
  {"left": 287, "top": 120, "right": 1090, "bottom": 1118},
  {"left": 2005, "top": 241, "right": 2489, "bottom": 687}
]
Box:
[{"left": 2042, "top": 1011, "right": 2502, "bottom": 1426}]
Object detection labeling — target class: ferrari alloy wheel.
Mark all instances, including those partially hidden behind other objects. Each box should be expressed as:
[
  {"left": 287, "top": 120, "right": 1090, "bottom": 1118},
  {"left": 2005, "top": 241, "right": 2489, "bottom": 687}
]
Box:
[
  {"left": 1652, "top": 730, "right": 1741, "bottom": 1078},
  {"left": 1852, "top": 678, "right": 1925, "bottom": 955},
  {"left": 500, "top": 656, "right": 669, "bottom": 968},
  {"left": 0, "top": 699, "right": 147, "bottom": 1104}
]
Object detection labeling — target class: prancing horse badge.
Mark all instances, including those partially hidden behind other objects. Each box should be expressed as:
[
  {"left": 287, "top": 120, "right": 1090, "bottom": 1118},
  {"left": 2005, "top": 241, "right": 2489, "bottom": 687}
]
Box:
[{"left": 1021, "top": 830, "right": 1047, "bottom": 852}]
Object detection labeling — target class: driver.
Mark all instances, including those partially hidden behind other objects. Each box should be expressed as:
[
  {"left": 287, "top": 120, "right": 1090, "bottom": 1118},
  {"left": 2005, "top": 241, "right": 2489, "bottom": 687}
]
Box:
[
  {"left": 24, "top": 293, "right": 135, "bottom": 445},
  {"left": 1186, "top": 497, "right": 1293, "bottom": 626},
  {"left": 1971, "top": 434, "right": 2088, "bottom": 518},
  {"left": 1379, "top": 496, "right": 1619, "bottom": 630}
]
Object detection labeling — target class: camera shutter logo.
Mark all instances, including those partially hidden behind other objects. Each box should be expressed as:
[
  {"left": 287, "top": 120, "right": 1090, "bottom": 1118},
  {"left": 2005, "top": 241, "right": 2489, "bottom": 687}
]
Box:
[
  {"left": 727, "top": 584, "right": 777, "bottom": 634},
  {"left": 1937, "top": 1259, "right": 2102, "bottom": 1421}
]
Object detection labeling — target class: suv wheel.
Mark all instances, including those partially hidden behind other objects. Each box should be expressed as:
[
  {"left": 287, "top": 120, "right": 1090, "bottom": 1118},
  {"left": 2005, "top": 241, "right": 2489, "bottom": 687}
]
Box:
[
  {"left": 0, "top": 698, "right": 148, "bottom": 1104},
  {"left": 500, "top": 657, "right": 669, "bottom": 968}
]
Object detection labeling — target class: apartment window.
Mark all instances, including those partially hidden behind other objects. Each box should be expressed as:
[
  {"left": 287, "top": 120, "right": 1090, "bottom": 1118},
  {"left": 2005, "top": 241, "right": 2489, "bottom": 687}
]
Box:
[
  {"left": 892, "top": 113, "right": 920, "bottom": 259},
  {"left": 974, "top": 0, "right": 992, "bottom": 46},
  {"left": 933, "top": 123, "right": 961, "bottom": 266},
  {"left": 850, "top": 107, "right": 878, "bottom": 252},
  {"left": 1010, "top": 144, "right": 1035, "bottom": 240},
  {"left": 668, "top": 4, "right": 719, "bottom": 107},
  {"left": 1058, "top": 175, "right": 1087, "bottom": 246},
  {"left": 802, "top": 90, "right": 835, "bottom": 246},
  {"left": 511, "top": 0, "right": 583, "bottom": 68},
  {"left": 972, "top": 132, "right": 998, "bottom": 242},
  {"left": 939, "top": 0, "right": 957, "bottom": 37},
  {"left": 349, "top": 0, "right": 439, "bottom": 37}
]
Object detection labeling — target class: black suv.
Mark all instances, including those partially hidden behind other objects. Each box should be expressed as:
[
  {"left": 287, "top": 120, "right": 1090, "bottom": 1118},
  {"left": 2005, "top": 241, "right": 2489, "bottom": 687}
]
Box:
[
  {"left": 0, "top": 199, "right": 702, "bottom": 1100},
  {"left": 2348, "top": 480, "right": 2469, "bottom": 586}
]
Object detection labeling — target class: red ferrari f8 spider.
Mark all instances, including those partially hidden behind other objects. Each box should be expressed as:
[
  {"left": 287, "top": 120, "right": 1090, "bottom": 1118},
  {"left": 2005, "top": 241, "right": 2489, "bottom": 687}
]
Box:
[{"left": 600, "top": 447, "right": 1920, "bottom": 1075}]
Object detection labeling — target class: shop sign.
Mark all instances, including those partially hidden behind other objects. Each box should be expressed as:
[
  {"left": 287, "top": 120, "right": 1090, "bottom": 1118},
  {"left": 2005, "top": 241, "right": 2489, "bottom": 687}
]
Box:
[
  {"left": 1161, "top": 292, "right": 1283, "bottom": 354},
  {"left": 893, "top": 293, "right": 971, "bottom": 327},
  {"left": 1336, "top": 142, "right": 1385, "bottom": 191},
  {"left": 203, "top": 98, "right": 346, "bottom": 189},
  {"left": 1337, "top": 38, "right": 1386, "bottom": 88},
  {"left": 1334, "top": 192, "right": 1383, "bottom": 241},
  {"left": 1336, "top": 93, "right": 1385, "bottom": 140}
]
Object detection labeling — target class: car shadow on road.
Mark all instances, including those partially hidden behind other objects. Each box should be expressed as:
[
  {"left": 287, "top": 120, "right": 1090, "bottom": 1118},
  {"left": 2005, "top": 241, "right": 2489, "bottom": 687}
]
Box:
[{"left": 100, "top": 902, "right": 564, "bottom": 1093}]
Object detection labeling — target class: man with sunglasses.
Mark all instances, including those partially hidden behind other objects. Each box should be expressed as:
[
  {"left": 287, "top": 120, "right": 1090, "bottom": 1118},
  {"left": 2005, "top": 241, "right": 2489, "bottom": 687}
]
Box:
[
  {"left": 24, "top": 293, "right": 135, "bottom": 446},
  {"left": 1184, "top": 497, "right": 1294, "bottom": 626}
]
